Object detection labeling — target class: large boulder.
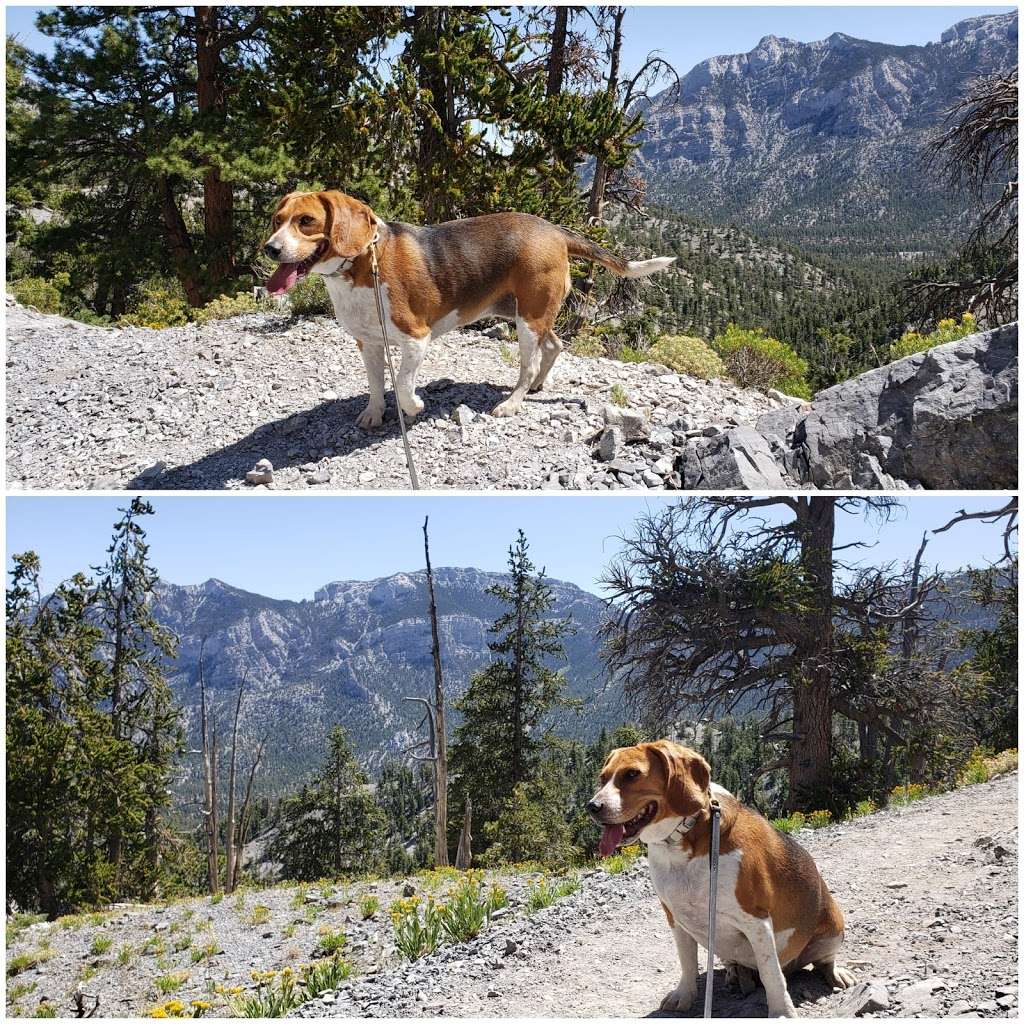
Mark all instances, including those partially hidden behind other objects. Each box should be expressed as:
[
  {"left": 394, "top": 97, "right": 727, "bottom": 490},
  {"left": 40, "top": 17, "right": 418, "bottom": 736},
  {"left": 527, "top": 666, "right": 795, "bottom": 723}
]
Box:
[
  {"left": 678, "top": 426, "right": 791, "bottom": 489},
  {"left": 795, "top": 324, "right": 1017, "bottom": 488}
]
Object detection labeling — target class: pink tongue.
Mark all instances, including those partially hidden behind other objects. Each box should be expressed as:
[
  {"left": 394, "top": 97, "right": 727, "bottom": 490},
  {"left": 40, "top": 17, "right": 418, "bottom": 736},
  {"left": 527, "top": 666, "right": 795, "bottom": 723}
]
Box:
[
  {"left": 266, "top": 262, "right": 300, "bottom": 295},
  {"left": 599, "top": 824, "right": 625, "bottom": 858}
]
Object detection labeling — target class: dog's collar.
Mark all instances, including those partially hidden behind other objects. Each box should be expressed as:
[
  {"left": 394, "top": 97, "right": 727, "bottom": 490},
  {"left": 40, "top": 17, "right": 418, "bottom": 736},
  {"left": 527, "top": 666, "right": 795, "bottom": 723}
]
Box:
[
  {"left": 321, "top": 230, "right": 381, "bottom": 278},
  {"left": 646, "top": 808, "right": 705, "bottom": 847}
]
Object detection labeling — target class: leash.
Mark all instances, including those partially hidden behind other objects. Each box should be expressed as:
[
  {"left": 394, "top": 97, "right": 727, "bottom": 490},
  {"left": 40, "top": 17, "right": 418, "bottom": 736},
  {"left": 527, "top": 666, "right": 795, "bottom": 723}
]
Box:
[
  {"left": 704, "top": 798, "right": 722, "bottom": 1019},
  {"left": 367, "top": 233, "right": 420, "bottom": 490}
]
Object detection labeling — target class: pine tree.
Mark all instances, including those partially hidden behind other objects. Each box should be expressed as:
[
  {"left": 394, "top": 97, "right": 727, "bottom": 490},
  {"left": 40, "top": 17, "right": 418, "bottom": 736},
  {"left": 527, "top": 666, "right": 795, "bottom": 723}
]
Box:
[
  {"left": 269, "top": 726, "right": 387, "bottom": 881},
  {"left": 449, "top": 531, "right": 576, "bottom": 854}
]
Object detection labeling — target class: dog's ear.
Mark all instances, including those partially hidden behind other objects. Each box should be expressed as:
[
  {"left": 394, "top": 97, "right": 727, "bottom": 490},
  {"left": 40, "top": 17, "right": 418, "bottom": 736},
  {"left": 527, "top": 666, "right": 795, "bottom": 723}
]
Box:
[
  {"left": 648, "top": 741, "right": 710, "bottom": 816},
  {"left": 319, "top": 190, "right": 378, "bottom": 258}
]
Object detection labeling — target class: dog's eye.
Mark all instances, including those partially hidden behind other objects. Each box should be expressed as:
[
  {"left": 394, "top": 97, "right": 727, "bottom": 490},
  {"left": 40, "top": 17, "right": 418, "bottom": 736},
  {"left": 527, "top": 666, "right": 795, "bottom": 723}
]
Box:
[
  {"left": 300, "top": 215, "right": 314, "bottom": 226},
  {"left": 623, "top": 769, "right": 641, "bottom": 782}
]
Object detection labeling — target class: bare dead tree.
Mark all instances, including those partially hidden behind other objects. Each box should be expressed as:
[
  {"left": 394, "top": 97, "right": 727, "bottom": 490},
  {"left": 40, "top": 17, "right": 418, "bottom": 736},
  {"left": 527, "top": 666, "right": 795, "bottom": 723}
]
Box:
[
  {"left": 933, "top": 496, "right": 1018, "bottom": 564},
  {"left": 223, "top": 671, "right": 247, "bottom": 894},
  {"left": 455, "top": 796, "right": 473, "bottom": 870},
  {"left": 197, "top": 639, "right": 219, "bottom": 895},
  {"left": 905, "top": 71, "right": 1017, "bottom": 325},
  {"left": 422, "top": 516, "right": 449, "bottom": 867},
  {"left": 234, "top": 733, "right": 268, "bottom": 890}
]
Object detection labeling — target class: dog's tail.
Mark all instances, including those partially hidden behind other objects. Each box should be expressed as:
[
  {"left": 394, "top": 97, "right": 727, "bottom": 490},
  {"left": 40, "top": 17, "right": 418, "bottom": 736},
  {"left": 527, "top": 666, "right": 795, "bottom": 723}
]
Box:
[{"left": 559, "top": 228, "right": 676, "bottom": 278}]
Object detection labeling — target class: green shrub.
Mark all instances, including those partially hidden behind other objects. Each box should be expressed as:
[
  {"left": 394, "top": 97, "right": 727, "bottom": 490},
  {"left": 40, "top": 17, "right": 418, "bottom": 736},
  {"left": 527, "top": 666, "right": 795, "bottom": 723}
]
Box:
[
  {"left": 852, "top": 799, "right": 877, "bottom": 818},
  {"left": 807, "top": 810, "right": 832, "bottom": 829},
  {"left": 8, "top": 275, "right": 63, "bottom": 314},
  {"left": 7, "top": 948, "right": 54, "bottom": 975},
  {"left": 33, "top": 1004, "right": 57, "bottom": 1018},
  {"left": 288, "top": 274, "right": 332, "bottom": 317},
  {"left": 771, "top": 811, "right": 806, "bottom": 834},
  {"left": 647, "top": 334, "right": 726, "bottom": 380},
  {"left": 602, "top": 843, "right": 642, "bottom": 875},
  {"left": 119, "top": 277, "right": 191, "bottom": 328},
  {"left": 437, "top": 875, "right": 504, "bottom": 944},
  {"left": 7, "top": 912, "right": 47, "bottom": 946},
  {"left": 618, "top": 345, "right": 646, "bottom": 364},
  {"left": 154, "top": 972, "right": 188, "bottom": 995},
  {"left": 316, "top": 927, "right": 347, "bottom": 955},
  {"left": 569, "top": 332, "right": 605, "bottom": 358},
  {"left": 712, "top": 324, "right": 811, "bottom": 399},
  {"left": 526, "top": 875, "right": 580, "bottom": 912},
  {"left": 248, "top": 905, "right": 270, "bottom": 927},
  {"left": 358, "top": 894, "right": 379, "bottom": 920},
  {"left": 89, "top": 935, "right": 113, "bottom": 956},
  {"left": 390, "top": 896, "right": 442, "bottom": 961},
  {"left": 889, "top": 783, "right": 929, "bottom": 807},
  {"left": 890, "top": 313, "right": 977, "bottom": 360},
  {"left": 230, "top": 968, "right": 304, "bottom": 1018},
  {"left": 609, "top": 383, "right": 629, "bottom": 407},
  {"left": 194, "top": 291, "right": 265, "bottom": 324},
  {"left": 301, "top": 956, "right": 354, "bottom": 996}
]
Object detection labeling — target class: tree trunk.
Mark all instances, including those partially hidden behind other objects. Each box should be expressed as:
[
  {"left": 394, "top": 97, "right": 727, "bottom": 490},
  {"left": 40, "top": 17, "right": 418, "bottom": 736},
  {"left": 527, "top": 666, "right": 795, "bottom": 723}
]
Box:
[
  {"left": 198, "top": 642, "right": 220, "bottom": 895},
  {"left": 455, "top": 797, "right": 473, "bottom": 870},
  {"left": 511, "top": 574, "right": 526, "bottom": 787},
  {"left": 234, "top": 734, "right": 267, "bottom": 890},
  {"left": 224, "top": 674, "right": 245, "bottom": 893},
  {"left": 789, "top": 497, "right": 836, "bottom": 808},
  {"left": 157, "top": 175, "right": 204, "bottom": 306},
  {"left": 546, "top": 6, "right": 569, "bottom": 97},
  {"left": 586, "top": 7, "right": 624, "bottom": 227},
  {"left": 194, "top": 6, "right": 234, "bottom": 289},
  {"left": 423, "top": 518, "right": 449, "bottom": 867},
  {"left": 411, "top": 6, "right": 455, "bottom": 222}
]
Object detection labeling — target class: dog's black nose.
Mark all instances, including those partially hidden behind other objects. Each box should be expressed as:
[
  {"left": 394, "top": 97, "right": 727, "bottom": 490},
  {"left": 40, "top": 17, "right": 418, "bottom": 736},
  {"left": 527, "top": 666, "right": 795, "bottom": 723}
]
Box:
[
  {"left": 263, "top": 242, "right": 281, "bottom": 259},
  {"left": 586, "top": 799, "right": 602, "bottom": 815}
]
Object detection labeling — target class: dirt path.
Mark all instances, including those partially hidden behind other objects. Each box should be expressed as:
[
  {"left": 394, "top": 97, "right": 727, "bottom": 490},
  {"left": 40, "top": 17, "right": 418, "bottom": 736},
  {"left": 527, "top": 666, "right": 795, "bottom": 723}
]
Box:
[{"left": 299, "top": 772, "right": 1018, "bottom": 1018}]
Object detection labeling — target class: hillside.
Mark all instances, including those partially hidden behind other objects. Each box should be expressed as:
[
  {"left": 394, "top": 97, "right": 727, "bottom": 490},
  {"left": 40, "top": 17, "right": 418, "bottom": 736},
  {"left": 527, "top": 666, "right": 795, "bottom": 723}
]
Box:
[
  {"left": 5, "top": 771, "right": 1016, "bottom": 1019},
  {"left": 637, "top": 12, "right": 1018, "bottom": 258},
  {"left": 152, "top": 568, "right": 613, "bottom": 794}
]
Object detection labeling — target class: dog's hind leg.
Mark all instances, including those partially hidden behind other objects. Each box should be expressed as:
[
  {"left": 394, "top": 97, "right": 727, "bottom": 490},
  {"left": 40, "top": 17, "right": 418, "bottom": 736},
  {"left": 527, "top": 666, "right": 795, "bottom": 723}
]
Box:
[
  {"left": 492, "top": 315, "right": 542, "bottom": 417},
  {"left": 529, "top": 329, "right": 563, "bottom": 393}
]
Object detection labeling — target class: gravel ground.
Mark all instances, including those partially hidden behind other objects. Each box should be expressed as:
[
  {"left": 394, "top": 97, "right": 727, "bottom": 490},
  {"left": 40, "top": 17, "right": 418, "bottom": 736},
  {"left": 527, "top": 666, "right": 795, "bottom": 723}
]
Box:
[
  {"left": 294, "top": 772, "right": 1018, "bottom": 1019},
  {"left": 5, "top": 302, "right": 779, "bottom": 491},
  {"left": 6, "top": 776, "right": 1016, "bottom": 1019}
]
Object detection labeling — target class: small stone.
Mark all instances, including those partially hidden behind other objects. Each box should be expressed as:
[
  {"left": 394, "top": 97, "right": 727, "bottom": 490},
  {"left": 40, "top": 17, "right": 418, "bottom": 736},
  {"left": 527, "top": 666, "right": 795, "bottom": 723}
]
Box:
[
  {"left": 836, "top": 980, "right": 890, "bottom": 1016},
  {"left": 504, "top": 938, "right": 517, "bottom": 956},
  {"left": 452, "top": 404, "right": 476, "bottom": 426},
  {"left": 358, "top": 470, "right": 377, "bottom": 483},
  {"left": 138, "top": 460, "right": 167, "bottom": 480},
  {"left": 598, "top": 426, "right": 624, "bottom": 462},
  {"left": 307, "top": 470, "right": 331, "bottom": 485}
]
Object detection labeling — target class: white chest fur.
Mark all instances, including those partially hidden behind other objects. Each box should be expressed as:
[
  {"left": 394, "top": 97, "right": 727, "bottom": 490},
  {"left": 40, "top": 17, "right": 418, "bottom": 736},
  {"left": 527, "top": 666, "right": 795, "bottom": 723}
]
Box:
[
  {"left": 322, "top": 273, "right": 400, "bottom": 345},
  {"left": 647, "top": 842, "right": 794, "bottom": 970}
]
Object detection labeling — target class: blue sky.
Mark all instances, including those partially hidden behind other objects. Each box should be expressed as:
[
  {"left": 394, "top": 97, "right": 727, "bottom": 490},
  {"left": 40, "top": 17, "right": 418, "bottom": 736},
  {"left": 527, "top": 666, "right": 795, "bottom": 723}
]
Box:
[
  {"left": 6, "top": 496, "right": 1014, "bottom": 601},
  {"left": 6, "top": 6, "right": 1014, "bottom": 83}
]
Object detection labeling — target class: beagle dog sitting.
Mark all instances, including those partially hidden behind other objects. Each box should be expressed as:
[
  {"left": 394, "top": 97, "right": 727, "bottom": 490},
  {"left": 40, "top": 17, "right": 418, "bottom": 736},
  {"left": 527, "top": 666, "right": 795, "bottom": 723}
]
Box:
[
  {"left": 588, "top": 741, "right": 855, "bottom": 1018},
  {"left": 262, "top": 190, "right": 675, "bottom": 427}
]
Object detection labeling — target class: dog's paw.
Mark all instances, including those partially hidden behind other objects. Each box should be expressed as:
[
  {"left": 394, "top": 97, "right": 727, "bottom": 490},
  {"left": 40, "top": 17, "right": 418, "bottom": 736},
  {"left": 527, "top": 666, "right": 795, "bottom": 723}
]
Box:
[
  {"left": 725, "top": 962, "right": 759, "bottom": 995},
  {"left": 356, "top": 404, "right": 385, "bottom": 429},
  {"left": 398, "top": 393, "right": 425, "bottom": 418},
  {"left": 825, "top": 964, "right": 857, "bottom": 990},
  {"left": 659, "top": 986, "right": 696, "bottom": 1014},
  {"left": 491, "top": 399, "right": 521, "bottom": 418}
]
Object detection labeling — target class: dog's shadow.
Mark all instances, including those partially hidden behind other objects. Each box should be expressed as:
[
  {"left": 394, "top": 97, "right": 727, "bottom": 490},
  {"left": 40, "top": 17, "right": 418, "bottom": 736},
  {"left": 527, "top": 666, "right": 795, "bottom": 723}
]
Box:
[
  {"left": 127, "top": 377, "right": 576, "bottom": 490},
  {"left": 647, "top": 967, "right": 837, "bottom": 1018}
]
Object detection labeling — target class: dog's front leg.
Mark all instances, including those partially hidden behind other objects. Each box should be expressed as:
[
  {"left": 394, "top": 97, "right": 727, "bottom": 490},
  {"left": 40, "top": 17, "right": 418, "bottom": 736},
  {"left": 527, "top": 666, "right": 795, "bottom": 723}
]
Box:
[
  {"left": 356, "top": 340, "right": 386, "bottom": 429},
  {"left": 396, "top": 336, "right": 428, "bottom": 418},
  {"left": 739, "top": 917, "right": 797, "bottom": 1018},
  {"left": 660, "top": 923, "right": 699, "bottom": 1012}
]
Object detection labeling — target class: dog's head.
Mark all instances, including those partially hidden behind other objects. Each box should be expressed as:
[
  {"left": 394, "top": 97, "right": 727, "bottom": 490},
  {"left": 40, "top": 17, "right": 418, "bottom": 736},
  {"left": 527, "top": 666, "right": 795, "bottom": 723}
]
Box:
[
  {"left": 262, "top": 190, "right": 379, "bottom": 295},
  {"left": 587, "top": 741, "right": 711, "bottom": 856}
]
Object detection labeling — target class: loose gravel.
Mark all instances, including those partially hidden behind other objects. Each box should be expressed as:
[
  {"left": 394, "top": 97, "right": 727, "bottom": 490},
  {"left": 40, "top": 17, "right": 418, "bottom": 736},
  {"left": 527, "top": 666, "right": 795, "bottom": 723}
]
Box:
[{"left": 5, "top": 302, "right": 779, "bottom": 491}]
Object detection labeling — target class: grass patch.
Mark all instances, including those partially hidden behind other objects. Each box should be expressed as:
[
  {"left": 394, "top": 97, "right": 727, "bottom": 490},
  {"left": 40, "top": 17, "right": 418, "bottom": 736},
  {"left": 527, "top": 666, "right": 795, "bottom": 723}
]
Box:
[
  {"left": 58, "top": 913, "right": 87, "bottom": 931},
  {"left": 190, "top": 939, "right": 220, "bottom": 963},
  {"left": 79, "top": 965, "right": 99, "bottom": 982},
  {"left": 154, "top": 972, "right": 189, "bottom": 996},
  {"left": 173, "top": 933, "right": 193, "bottom": 953},
  {"left": 6, "top": 913, "right": 47, "bottom": 947},
  {"left": 209, "top": 892, "right": 223, "bottom": 906},
  {"left": 282, "top": 923, "right": 297, "bottom": 939},
  {"left": 33, "top": 1003, "right": 57, "bottom": 1018},
  {"left": 317, "top": 927, "right": 347, "bottom": 955},
  {"left": 231, "top": 967, "right": 305, "bottom": 1017},
  {"left": 609, "top": 383, "right": 629, "bottom": 407},
  {"left": 142, "top": 935, "right": 167, "bottom": 957},
  {"left": 8, "top": 981, "right": 37, "bottom": 1001},
  {"left": 889, "top": 783, "right": 930, "bottom": 807},
  {"left": 358, "top": 894, "right": 379, "bottom": 920},
  {"left": 7, "top": 948, "right": 54, "bottom": 976},
  {"left": 249, "top": 905, "right": 271, "bottom": 927},
  {"left": 290, "top": 885, "right": 309, "bottom": 909},
  {"left": 117, "top": 944, "right": 136, "bottom": 966},
  {"left": 302, "top": 956, "right": 354, "bottom": 996},
  {"left": 499, "top": 342, "right": 519, "bottom": 367},
  {"left": 526, "top": 874, "right": 580, "bottom": 912},
  {"left": 89, "top": 935, "right": 113, "bottom": 956}
]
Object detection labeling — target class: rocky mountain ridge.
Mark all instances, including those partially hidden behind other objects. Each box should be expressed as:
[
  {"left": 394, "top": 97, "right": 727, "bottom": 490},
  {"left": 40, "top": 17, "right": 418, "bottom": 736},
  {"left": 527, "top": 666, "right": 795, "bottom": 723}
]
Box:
[
  {"left": 638, "top": 12, "right": 1018, "bottom": 255},
  {"left": 152, "top": 567, "right": 613, "bottom": 793}
]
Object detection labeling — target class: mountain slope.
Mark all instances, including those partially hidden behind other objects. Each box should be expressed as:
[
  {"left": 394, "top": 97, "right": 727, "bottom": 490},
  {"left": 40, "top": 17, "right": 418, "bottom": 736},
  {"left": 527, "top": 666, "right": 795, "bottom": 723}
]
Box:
[
  {"left": 637, "top": 12, "right": 1018, "bottom": 257},
  {"left": 153, "top": 568, "right": 617, "bottom": 794}
]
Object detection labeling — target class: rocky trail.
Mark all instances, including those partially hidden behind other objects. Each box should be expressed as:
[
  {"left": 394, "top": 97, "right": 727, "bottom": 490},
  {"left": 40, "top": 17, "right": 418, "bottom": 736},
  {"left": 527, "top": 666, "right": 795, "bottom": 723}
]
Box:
[
  {"left": 5, "top": 774, "right": 1016, "bottom": 1019},
  {"left": 294, "top": 772, "right": 1018, "bottom": 1019},
  {"left": 6, "top": 301, "right": 1016, "bottom": 491}
]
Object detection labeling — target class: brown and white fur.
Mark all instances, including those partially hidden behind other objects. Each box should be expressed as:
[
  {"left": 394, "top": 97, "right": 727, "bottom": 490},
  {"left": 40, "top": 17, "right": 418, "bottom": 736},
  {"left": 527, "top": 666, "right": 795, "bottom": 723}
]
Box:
[
  {"left": 262, "top": 190, "right": 675, "bottom": 427},
  {"left": 588, "top": 741, "right": 855, "bottom": 1018}
]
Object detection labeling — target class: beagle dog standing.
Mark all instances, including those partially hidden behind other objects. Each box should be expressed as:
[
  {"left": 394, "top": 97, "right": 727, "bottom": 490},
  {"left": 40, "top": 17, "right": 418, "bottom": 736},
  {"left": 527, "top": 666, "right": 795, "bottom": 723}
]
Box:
[
  {"left": 262, "top": 190, "right": 675, "bottom": 427},
  {"left": 588, "top": 741, "right": 855, "bottom": 1018}
]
